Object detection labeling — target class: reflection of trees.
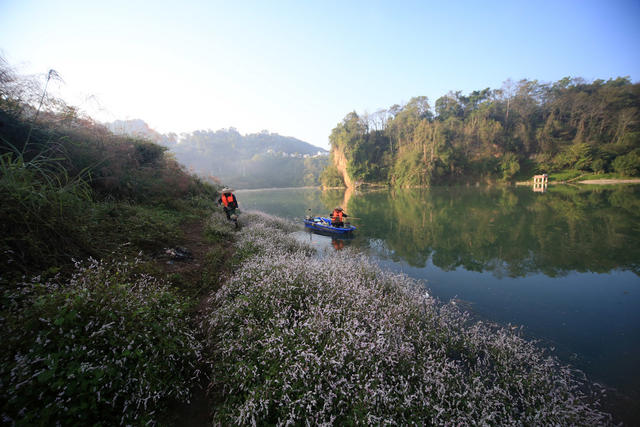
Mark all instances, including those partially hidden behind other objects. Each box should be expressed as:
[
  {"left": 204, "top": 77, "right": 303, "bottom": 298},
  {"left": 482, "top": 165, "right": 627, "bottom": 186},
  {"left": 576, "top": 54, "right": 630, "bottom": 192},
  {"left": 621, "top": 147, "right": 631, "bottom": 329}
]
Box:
[{"left": 349, "top": 186, "right": 640, "bottom": 277}]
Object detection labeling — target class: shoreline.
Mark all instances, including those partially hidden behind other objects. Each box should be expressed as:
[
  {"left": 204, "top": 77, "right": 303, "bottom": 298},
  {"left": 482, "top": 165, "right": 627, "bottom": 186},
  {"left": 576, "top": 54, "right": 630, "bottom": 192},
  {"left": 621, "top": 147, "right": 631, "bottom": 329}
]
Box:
[
  {"left": 516, "top": 178, "right": 640, "bottom": 186},
  {"left": 235, "top": 178, "right": 640, "bottom": 192},
  {"left": 578, "top": 178, "right": 640, "bottom": 184}
]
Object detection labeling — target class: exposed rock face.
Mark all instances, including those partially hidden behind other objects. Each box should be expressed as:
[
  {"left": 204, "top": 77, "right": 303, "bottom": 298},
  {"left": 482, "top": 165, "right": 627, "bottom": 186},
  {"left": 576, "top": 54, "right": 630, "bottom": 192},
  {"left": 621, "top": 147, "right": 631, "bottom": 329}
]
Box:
[{"left": 332, "top": 146, "right": 353, "bottom": 188}]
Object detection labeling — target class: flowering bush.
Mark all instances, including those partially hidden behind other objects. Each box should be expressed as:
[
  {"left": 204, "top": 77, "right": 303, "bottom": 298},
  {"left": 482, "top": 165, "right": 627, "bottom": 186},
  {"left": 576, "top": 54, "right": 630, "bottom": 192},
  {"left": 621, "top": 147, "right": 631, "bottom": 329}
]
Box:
[
  {"left": 202, "top": 213, "right": 611, "bottom": 425},
  {"left": 231, "top": 211, "right": 315, "bottom": 263},
  {"left": 1, "top": 258, "right": 201, "bottom": 425},
  {"left": 205, "top": 211, "right": 238, "bottom": 243}
]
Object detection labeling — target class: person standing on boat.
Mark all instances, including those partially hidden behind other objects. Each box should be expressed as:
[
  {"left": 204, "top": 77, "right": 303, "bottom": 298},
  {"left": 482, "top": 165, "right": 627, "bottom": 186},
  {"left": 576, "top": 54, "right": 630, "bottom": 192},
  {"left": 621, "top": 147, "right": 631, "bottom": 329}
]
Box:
[
  {"left": 330, "top": 207, "right": 348, "bottom": 227},
  {"left": 218, "top": 187, "right": 239, "bottom": 220}
]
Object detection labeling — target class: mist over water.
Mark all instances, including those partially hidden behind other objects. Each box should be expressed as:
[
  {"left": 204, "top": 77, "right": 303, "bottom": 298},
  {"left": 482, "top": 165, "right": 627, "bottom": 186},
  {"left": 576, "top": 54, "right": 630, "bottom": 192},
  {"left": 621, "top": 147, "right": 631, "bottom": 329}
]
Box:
[{"left": 237, "top": 185, "right": 640, "bottom": 416}]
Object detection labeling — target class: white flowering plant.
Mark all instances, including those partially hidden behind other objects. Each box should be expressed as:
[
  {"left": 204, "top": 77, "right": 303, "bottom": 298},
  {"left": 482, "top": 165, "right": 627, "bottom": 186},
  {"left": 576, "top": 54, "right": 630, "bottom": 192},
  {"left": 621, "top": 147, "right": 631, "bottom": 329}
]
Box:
[
  {"left": 229, "top": 211, "right": 314, "bottom": 266},
  {"left": 1, "top": 258, "right": 201, "bottom": 425},
  {"left": 202, "top": 212, "right": 611, "bottom": 425},
  {"left": 205, "top": 211, "right": 238, "bottom": 243}
]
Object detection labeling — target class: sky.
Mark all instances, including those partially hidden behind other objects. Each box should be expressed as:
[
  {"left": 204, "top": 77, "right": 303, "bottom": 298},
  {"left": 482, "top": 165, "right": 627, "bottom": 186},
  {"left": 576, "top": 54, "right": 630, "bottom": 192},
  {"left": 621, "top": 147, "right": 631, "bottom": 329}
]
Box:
[{"left": 1, "top": 0, "right": 639, "bottom": 149}]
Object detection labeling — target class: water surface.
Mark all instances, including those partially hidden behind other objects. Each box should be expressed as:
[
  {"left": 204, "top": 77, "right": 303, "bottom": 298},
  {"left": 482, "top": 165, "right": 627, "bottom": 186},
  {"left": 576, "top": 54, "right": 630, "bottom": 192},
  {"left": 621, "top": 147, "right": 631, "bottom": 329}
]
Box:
[{"left": 237, "top": 185, "right": 640, "bottom": 419}]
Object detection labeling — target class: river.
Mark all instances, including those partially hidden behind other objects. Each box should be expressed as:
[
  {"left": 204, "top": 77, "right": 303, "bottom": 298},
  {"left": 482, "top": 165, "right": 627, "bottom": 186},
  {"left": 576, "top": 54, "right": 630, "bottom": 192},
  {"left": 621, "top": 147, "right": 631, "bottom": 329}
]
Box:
[{"left": 236, "top": 184, "right": 640, "bottom": 422}]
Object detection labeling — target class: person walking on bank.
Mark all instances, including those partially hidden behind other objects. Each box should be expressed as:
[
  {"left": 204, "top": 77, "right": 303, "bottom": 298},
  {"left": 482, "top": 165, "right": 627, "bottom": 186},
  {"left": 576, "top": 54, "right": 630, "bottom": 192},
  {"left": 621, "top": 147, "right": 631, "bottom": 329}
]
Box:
[
  {"left": 218, "top": 187, "right": 239, "bottom": 220},
  {"left": 330, "top": 207, "right": 348, "bottom": 227}
]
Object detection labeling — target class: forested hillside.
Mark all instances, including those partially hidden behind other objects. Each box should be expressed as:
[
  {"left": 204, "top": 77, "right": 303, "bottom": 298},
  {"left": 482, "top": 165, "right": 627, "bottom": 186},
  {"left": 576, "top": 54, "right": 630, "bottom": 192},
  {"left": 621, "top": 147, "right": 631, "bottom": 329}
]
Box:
[
  {"left": 322, "top": 77, "right": 640, "bottom": 187},
  {"left": 108, "top": 122, "right": 329, "bottom": 189}
]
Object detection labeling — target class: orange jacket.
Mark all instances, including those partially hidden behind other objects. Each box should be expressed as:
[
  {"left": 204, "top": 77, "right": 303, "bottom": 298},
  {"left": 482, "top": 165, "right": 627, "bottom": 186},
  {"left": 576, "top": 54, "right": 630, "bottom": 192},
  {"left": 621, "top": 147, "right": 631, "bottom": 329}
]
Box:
[
  {"left": 331, "top": 209, "right": 344, "bottom": 222},
  {"left": 221, "top": 193, "right": 237, "bottom": 208}
]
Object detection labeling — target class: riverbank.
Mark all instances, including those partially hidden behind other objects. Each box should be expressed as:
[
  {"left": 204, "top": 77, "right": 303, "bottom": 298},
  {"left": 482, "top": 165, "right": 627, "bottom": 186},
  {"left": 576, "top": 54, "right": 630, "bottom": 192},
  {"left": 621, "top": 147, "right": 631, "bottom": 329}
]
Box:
[
  {"left": 516, "top": 178, "right": 640, "bottom": 186},
  {"left": 517, "top": 171, "right": 640, "bottom": 186},
  {"left": 199, "top": 211, "right": 613, "bottom": 425},
  {"left": 579, "top": 178, "right": 640, "bottom": 184},
  {"left": 1, "top": 205, "right": 619, "bottom": 424}
]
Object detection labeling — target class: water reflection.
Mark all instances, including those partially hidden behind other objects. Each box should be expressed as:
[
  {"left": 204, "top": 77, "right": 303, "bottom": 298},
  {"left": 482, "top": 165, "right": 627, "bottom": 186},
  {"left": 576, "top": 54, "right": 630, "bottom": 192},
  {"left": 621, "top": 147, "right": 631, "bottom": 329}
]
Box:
[
  {"left": 346, "top": 186, "right": 640, "bottom": 277},
  {"left": 331, "top": 238, "right": 345, "bottom": 251},
  {"left": 239, "top": 185, "right": 640, "bottom": 277}
]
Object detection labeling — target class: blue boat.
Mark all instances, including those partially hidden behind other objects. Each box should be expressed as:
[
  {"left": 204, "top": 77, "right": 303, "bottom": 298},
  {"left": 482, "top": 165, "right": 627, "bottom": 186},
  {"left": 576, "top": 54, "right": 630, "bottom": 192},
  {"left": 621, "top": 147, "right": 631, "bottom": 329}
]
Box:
[{"left": 304, "top": 216, "right": 356, "bottom": 235}]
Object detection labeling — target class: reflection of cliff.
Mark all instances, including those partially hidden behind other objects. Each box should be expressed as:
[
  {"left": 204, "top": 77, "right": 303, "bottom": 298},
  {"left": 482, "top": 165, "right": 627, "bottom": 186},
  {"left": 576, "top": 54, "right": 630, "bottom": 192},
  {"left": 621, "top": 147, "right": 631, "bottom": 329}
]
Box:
[
  {"left": 319, "top": 189, "right": 350, "bottom": 215},
  {"left": 342, "top": 185, "right": 355, "bottom": 210},
  {"left": 348, "top": 186, "right": 640, "bottom": 277},
  {"left": 317, "top": 187, "right": 358, "bottom": 219},
  {"left": 332, "top": 146, "right": 354, "bottom": 188}
]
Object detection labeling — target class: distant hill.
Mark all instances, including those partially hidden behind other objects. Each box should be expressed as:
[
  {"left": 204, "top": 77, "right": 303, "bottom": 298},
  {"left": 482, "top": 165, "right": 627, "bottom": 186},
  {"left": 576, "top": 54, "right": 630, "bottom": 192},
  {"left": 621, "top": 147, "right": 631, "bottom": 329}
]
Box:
[{"left": 105, "top": 120, "right": 328, "bottom": 189}]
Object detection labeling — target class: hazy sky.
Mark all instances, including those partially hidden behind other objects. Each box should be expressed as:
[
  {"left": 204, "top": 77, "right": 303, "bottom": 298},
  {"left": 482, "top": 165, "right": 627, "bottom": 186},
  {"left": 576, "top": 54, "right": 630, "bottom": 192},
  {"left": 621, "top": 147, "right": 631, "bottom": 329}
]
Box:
[{"left": 1, "top": 0, "right": 639, "bottom": 149}]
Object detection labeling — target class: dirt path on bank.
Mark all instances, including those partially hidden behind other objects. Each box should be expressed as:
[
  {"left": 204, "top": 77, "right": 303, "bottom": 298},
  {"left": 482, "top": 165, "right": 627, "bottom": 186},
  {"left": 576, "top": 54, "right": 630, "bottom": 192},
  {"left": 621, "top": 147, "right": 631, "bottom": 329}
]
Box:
[
  {"left": 155, "top": 215, "right": 236, "bottom": 426},
  {"left": 159, "top": 220, "right": 209, "bottom": 280},
  {"left": 578, "top": 179, "right": 640, "bottom": 184}
]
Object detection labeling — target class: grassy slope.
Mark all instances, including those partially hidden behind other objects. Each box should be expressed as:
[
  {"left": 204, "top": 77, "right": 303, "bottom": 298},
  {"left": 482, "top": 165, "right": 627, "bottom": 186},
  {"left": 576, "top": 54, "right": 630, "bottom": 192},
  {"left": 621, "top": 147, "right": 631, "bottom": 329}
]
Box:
[{"left": 0, "top": 102, "right": 239, "bottom": 423}]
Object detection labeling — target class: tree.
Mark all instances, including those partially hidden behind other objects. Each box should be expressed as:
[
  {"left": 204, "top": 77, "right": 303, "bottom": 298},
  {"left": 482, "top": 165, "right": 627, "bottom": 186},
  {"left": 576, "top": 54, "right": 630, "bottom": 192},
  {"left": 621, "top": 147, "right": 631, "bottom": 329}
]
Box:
[
  {"left": 322, "top": 76, "right": 640, "bottom": 186},
  {"left": 500, "top": 153, "right": 520, "bottom": 181}
]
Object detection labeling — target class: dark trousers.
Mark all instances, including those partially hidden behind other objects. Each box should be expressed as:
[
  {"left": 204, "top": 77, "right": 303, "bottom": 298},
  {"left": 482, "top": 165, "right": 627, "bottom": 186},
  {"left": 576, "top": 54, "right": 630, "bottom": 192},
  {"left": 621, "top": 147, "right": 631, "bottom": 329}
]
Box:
[{"left": 223, "top": 207, "right": 236, "bottom": 220}]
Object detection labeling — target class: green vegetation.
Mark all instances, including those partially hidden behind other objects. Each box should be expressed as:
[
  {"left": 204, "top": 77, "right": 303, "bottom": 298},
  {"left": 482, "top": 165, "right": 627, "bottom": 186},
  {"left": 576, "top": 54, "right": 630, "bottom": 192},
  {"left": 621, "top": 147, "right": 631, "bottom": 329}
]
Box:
[
  {"left": 2, "top": 259, "right": 200, "bottom": 425},
  {"left": 323, "top": 77, "right": 640, "bottom": 187},
  {"left": 319, "top": 162, "right": 345, "bottom": 187},
  {"left": 0, "top": 60, "right": 226, "bottom": 423},
  {"left": 0, "top": 73, "right": 219, "bottom": 276}
]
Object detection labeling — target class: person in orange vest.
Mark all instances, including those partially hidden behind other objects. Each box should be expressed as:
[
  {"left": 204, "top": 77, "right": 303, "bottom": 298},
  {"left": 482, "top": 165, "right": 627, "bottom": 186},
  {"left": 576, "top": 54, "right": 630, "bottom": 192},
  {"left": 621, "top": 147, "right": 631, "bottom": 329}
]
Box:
[
  {"left": 217, "top": 187, "right": 239, "bottom": 220},
  {"left": 330, "top": 207, "right": 348, "bottom": 227}
]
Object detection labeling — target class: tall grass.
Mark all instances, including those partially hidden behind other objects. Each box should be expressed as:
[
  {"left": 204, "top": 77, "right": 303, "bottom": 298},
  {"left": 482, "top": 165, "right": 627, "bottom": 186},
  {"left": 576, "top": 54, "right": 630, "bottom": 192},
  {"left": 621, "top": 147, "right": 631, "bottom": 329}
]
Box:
[{"left": 0, "top": 139, "right": 94, "bottom": 274}]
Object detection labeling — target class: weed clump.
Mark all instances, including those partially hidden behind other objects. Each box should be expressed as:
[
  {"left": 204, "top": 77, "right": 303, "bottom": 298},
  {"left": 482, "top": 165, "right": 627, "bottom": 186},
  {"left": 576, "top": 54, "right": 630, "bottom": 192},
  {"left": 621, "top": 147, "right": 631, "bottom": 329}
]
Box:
[{"left": 205, "top": 211, "right": 237, "bottom": 243}]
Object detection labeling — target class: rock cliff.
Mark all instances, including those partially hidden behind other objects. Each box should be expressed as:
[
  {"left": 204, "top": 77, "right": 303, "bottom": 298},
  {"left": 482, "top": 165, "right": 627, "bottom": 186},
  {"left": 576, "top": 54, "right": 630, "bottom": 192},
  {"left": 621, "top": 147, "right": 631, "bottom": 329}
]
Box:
[{"left": 332, "top": 145, "right": 353, "bottom": 188}]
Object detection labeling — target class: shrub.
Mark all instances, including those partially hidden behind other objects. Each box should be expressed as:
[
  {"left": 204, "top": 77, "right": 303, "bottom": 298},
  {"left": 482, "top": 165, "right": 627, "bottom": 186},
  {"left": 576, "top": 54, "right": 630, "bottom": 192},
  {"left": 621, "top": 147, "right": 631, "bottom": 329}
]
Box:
[
  {"left": 611, "top": 150, "right": 640, "bottom": 176},
  {"left": 498, "top": 152, "right": 520, "bottom": 181},
  {"left": 392, "top": 149, "right": 430, "bottom": 187},
  {"left": 1, "top": 258, "right": 201, "bottom": 425},
  {"left": 591, "top": 157, "right": 607, "bottom": 174}
]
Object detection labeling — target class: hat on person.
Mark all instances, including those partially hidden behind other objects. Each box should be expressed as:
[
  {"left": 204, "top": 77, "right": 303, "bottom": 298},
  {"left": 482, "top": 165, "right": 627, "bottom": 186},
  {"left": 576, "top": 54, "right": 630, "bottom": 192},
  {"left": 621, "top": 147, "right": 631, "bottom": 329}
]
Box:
[{"left": 222, "top": 187, "right": 233, "bottom": 193}]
